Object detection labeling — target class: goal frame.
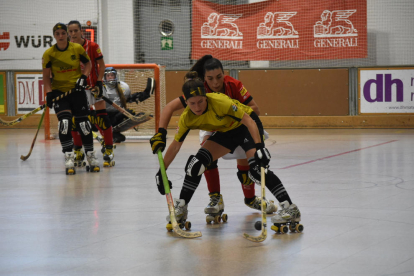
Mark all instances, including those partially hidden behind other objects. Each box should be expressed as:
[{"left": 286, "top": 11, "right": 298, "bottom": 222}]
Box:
[{"left": 44, "top": 63, "right": 161, "bottom": 140}]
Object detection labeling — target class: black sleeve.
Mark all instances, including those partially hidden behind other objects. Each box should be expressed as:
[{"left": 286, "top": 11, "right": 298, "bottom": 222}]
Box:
[
  {"left": 242, "top": 96, "right": 253, "bottom": 106},
  {"left": 79, "top": 54, "right": 90, "bottom": 64},
  {"left": 178, "top": 129, "right": 190, "bottom": 142},
  {"left": 250, "top": 111, "right": 264, "bottom": 144},
  {"left": 179, "top": 96, "right": 187, "bottom": 108}
]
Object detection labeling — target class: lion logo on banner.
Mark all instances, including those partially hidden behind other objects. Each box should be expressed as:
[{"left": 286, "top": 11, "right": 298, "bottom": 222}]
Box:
[
  {"left": 201, "top": 13, "right": 243, "bottom": 39},
  {"left": 314, "top": 10, "right": 358, "bottom": 37},
  {"left": 257, "top": 12, "right": 298, "bottom": 38},
  {"left": 257, "top": 12, "right": 299, "bottom": 38}
]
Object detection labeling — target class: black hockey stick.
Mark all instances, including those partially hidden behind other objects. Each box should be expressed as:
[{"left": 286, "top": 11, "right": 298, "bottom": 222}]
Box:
[
  {"left": 243, "top": 166, "right": 267, "bottom": 242},
  {"left": 20, "top": 107, "right": 47, "bottom": 161},
  {"left": 87, "top": 86, "right": 145, "bottom": 122},
  {"left": 0, "top": 89, "right": 74, "bottom": 126},
  {"left": 158, "top": 150, "right": 202, "bottom": 239}
]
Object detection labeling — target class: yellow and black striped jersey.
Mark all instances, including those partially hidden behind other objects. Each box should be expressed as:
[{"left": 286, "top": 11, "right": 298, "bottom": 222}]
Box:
[
  {"left": 174, "top": 92, "right": 253, "bottom": 142},
  {"left": 42, "top": 42, "right": 90, "bottom": 92}
]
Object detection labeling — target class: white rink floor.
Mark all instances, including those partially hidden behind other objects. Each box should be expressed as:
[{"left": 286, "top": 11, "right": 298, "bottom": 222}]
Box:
[{"left": 1, "top": 128, "right": 414, "bottom": 276}]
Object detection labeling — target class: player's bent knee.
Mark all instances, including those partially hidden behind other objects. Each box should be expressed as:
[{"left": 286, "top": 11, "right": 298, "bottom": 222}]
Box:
[
  {"left": 185, "top": 148, "right": 213, "bottom": 177},
  {"left": 75, "top": 117, "right": 93, "bottom": 136},
  {"left": 57, "top": 111, "right": 72, "bottom": 135}
]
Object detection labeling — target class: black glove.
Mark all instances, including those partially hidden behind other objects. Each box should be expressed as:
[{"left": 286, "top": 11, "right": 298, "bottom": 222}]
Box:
[
  {"left": 150, "top": 128, "right": 167, "bottom": 154},
  {"left": 46, "top": 91, "right": 61, "bottom": 109},
  {"left": 75, "top": 74, "right": 88, "bottom": 92},
  {"left": 127, "top": 92, "right": 150, "bottom": 104},
  {"left": 93, "top": 81, "right": 103, "bottom": 99},
  {"left": 156, "top": 169, "right": 172, "bottom": 195},
  {"left": 254, "top": 143, "right": 271, "bottom": 167}
]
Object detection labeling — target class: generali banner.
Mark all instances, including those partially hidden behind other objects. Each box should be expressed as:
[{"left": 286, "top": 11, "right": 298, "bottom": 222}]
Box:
[{"left": 192, "top": 0, "right": 367, "bottom": 61}]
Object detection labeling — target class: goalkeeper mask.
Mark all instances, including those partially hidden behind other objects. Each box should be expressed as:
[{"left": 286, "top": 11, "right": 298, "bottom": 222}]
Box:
[{"left": 104, "top": 67, "right": 118, "bottom": 88}]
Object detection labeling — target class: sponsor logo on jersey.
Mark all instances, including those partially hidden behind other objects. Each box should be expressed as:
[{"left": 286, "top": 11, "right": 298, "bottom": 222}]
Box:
[
  {"left": 96, "top": 48, "right": 101, "bottom": 54},
  {"left": 240, "top": 87, "right": 247, "bottom": 96},
  {"left": 71, "top": 55, "right": 76, "bottom": 60},
  {"left": 244, "top": 138, "right": 249, "bottom": 143},
  {"left": 231, "top": 104, "right": 238, "bottom": 112},
  {"left": 215, "top": 114, "right": 224, "bottom": 121}
]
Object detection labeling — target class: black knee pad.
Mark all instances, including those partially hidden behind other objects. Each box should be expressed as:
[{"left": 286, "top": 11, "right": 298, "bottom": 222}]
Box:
[
  {"left": 237, "top": 168, "right": 254, "bottom": 186},
  {"left": 95, "top": 109, "right": 112, "bottom": 130},
  {"left": 185, "top": 148, "right": 213, "bottom": 177},
  {"left": 74, "top": 116, "right": 93, "bottom": 137},
  {"left": 206, "top": 160, "right": 218, "bottom": 170},
  {"left": 57, "top": 111, "right": 72, "bottom": 135}
]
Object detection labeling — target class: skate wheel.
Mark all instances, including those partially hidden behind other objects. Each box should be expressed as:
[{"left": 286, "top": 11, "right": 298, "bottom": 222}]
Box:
[
  {"left": 166, "top": 223, "right": 173, "bottom": 232},
  {"left": 101, "top": 148, "right": 105, "bottom": 154},
  {"left": 206, "top": 215, "right": 213, "bottom": 224},
  {"left": 111, "top": 161, "right": 115, "bottom": 167},
  {"left": 214, "top": 215, "right": 221, "bottom": 223},
  {"left": 66, "top": 168, "right": 75, "bottom": 175},
  {"left": 295, "top": 224, "right": 304, "bottom": 233},
  {"left": 113, "top": 145, "right": 117, "bottom": 149},
  {"left": 103, "top": 162, "right": 109, "bottom": 167},
  {"left": 280, "top": 225, "right": 288, "bottom": 234},
  {"left": 289, "top": 224, "right": 296, "bottom": 232},
  {"left": 86, "top": 166, "right": 90, "bottom": 172},
  {"left": 94, "top": 166, "right": 100, "bottom": 172},
  {"left": 271, "top": 224, "right": 279, "bottom": 232},
  {"left": 81, "top": 161, "right": 86, "bottom": 167},
  {"left": 222, "top": 213, "right": 228, "bottom": 223},
  {"left": 184, "top": 221, "right": 191, "bottom": 230}
]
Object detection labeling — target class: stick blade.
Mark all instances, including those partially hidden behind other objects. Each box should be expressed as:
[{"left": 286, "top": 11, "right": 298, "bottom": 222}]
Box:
[
  {"left": 172, "top": 225, "right": 202, "bottom": 239},
  {"left": 243, "top": 229, "right": 267, "bottom": 242},
  {"left": 20, "top": 154, "right": 30, "bottom": 161}
]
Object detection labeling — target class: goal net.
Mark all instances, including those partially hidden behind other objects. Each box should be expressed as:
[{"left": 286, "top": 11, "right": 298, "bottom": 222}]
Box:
[{"left": 44, "top": 64, "right": 166, "bottom": 140}]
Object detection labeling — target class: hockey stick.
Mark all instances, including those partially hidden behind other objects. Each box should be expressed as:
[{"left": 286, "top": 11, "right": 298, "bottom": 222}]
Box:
[
  {"left": 20, "top": 107, "right": 47, "bottom": 161},
  {"left": 243, "top": 166, "right": 267, "bottom": 242},
  {"left": 0, "top": 89, "right": 74, "bottom": 126},
  {"left": 87, "top": 86, "right": 144, "bottom": 122},
  {"left": 157, "top": 150, "right": 202, "bottom": 239}
]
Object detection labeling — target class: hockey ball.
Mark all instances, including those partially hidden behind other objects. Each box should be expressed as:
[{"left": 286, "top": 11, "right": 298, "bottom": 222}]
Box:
[{"left": 254, "top": 221, "right": 262, "bottom": 231}]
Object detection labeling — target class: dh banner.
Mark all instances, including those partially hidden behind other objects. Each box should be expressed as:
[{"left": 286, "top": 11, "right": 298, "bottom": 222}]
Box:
[
  {"left": 359, "top": 68, "right": 414, "bottom": 114},
  {"left": 192, "top": 0, "right": 367, "bottom": 61}
]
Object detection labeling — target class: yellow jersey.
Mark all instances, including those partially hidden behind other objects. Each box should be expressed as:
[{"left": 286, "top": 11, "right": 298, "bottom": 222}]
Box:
[
  {"left": 42, "top": 42, "right": 90, "bottom": 92},
  {"left": 175, "top": 93, "right": 253, "bottom": 142}
]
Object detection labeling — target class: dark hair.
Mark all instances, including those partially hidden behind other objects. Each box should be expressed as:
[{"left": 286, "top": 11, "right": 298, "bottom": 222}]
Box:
[
  {"left": 190, "top": 55, "right": 224, "bottom": 80},
  {"left": 53, "top": 22, "right": 67, "bottom": 34},
  {"left": 67, "top": 20, "right": 82, "bottom": 30},
  {"left": 182, "top": 71, "right": 206, "bottom": 100}
]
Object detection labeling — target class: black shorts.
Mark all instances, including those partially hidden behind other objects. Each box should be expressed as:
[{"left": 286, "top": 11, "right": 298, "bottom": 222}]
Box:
[
  {"left": 53, "top": 89, "right": 89, "bottom": 117},
  {"left": 207, "top": 124, "right": 256, "bottom": 154}
]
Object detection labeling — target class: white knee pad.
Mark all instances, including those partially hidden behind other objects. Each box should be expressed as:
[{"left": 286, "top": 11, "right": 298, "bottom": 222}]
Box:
[
  {"left": 78, "top": 121, "right": 92, "bottom": 136},
  {"left": 58, "top": 119, "right": 70, "bottom": 135}
]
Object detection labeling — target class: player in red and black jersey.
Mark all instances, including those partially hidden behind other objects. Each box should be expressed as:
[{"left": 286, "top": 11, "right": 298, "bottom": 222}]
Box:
[{"left": 68, "top": 20, "right": 115, "bottom": 168}]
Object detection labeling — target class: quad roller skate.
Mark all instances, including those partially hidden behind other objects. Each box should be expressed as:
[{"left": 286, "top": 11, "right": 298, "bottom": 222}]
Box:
[
  {"left": 204, "top": 193, "right": 228, "bottom": 224},
  {"left": 64, "top": 151, "right": 76, "bottom": 175},
  {"left": 103, "top": 147, "right": 115, "bottom": 167},
  {"left": 271, "top": 200, "right": 303, "bottom": 234},
  {"left": 73, "top": 146, "right": 86, "bottom": 167},
  {"left": 245, "top": 196, "right": 278, "bottom": 214},
  {"left": 92, "top": 131, "right": 116, "bottom": 154},
  {"left": 166, "top": 199, "right": 192, "bottom": 231},
  {"left": 85, "top": 150, "right": 100, "bottom": 172}
]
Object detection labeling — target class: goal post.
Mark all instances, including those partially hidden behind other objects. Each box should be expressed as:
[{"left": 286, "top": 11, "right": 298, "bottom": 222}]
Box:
[{"left": 44, "top": 63, "right": 166, "bottom": 140}]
